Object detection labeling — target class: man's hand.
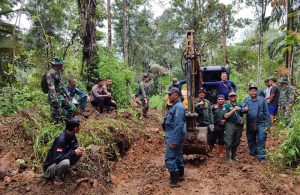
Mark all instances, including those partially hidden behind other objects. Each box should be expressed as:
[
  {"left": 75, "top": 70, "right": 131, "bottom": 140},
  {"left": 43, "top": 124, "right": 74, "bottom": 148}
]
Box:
[
  {"left": 220, "top": 119, "right": 226, "bottom": 125},
  {"left": 169, "top": 143, "right": 176, "bottom": 149},
  {"left": 243, "top": 106, "right": 249, "bottom": 112},
  {"left": 87, "top": 96, "right": 90, "bottom": 102},
  {"left": 144, "top": 97, "right": 148, "bottom": 103},
  {"left": 199, "top": 101, "right": 204, "bottom": 106},
  {"left": 233, "top": 106, "right": 241, "bottom": 111},
  {"left": 75, "top": 147, "right": 85, "bottom": 156}
]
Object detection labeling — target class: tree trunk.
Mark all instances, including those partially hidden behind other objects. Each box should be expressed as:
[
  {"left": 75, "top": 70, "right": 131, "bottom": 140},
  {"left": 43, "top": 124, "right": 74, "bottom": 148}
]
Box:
[
  {"left": 123, "top": 0, "right": 129, "bottom": 65},
  {"left": 286, "top": 0, "right": 294, "bottom": 84},
  {"left": 221, "top": 4, "right": 228, "bottom": 65},
  {"left": 78, "top": 0, "right": 98, "bottom": 89},
  {"left": 257, "top": 0, "right": 266, "bottom": 84},
  {"left": 107, "top": 0, "right": 112, "bottom": 51}
]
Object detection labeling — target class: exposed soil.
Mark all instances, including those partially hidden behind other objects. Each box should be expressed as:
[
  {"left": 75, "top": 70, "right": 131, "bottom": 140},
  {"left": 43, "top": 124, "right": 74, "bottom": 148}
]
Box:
[{"left": 0, "top": 109, "right": 300, "bottom": 195}]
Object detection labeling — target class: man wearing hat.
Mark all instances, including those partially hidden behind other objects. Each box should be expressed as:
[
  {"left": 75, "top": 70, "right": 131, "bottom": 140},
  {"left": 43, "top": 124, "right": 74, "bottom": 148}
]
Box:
[
  {"left": 211, "top": 94, "right": 226, "bottom": 158},
  {"left": 169, "top": 78, "right": 186, "bottom": 101},
  {"left": 46, "top": 57, "right": 76, "bottom": 123},
  {"left": 223, "top": 91, "right": 245, "bottom": 161},
  {"left": 243, "top": 84, "right": 271, "bottom": 162},
  {"left": 278, "top": 77, "right": 295, "bottom": 122},
  {"left": 164, "top": 87, "right": 186, "bottom": 187},
  {"left": 43, "top": 118, "right": 85, "bottom": 185}
]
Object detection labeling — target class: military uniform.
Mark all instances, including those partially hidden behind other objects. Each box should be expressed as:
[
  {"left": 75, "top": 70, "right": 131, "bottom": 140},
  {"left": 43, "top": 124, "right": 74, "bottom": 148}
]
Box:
[
  {"left": 137, "top": 80, "right": 152, "bottom": 117},
  {"left": 46, "top": 69, "right": 76, "bottom": 123},
  {"left": 211, "top": 104, "right": 226, "bottom": 146},
  {"left": 223, "top": 101, "right": 244, "bottom": 161},
  {"left": 278, "top": 78, "right": 295, "bottom": 121},
  {"left": 195, "top": 99, "right": 213, "bottom": 127}
]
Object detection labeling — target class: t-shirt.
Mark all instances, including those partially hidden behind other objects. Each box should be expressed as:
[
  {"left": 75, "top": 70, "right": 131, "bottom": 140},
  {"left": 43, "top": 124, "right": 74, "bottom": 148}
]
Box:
[
  {"left": 265, "top": 86, "right": 272, "bottom": 103},
  {"left": 270, "top": 85, "right": 280, "bottom": 106}
]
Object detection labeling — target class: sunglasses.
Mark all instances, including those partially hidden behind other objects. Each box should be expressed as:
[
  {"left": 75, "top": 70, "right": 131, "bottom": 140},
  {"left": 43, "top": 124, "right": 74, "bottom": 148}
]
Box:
[
  {"left": 168, "top": 93, "right": 173, "bottom": 96},
  {"left": 217, "top": 98, "right": 224, "bottom": 100}
]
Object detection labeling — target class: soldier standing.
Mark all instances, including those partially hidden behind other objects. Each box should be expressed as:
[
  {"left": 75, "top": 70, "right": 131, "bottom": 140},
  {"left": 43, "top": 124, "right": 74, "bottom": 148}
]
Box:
[
  {"left": 46, "top": 57, "right": 76, "bottom": 123},
  {"left": 137, "top": 74, "right": 152, "bottom": 118},
  {"left": 278, "top": 77, "right": 295, "bottom": 122}
]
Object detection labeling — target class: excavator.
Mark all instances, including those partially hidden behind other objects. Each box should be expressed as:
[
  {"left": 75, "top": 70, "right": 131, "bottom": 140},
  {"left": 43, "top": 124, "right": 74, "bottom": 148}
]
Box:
[{"left": 182, "top": 30, "right": 229, "bottom": 156}]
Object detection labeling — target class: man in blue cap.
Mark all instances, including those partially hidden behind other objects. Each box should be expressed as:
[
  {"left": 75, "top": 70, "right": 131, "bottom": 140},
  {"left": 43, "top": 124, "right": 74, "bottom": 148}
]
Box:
[
  {"left": 164, "top": 87, "right": 186, "bottom": 187},
  {"left": 243, "top": 83, "right": 271, "bottom": 162}
]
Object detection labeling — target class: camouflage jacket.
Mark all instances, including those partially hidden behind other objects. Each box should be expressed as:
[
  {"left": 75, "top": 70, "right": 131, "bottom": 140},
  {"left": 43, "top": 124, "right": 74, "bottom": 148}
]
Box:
[
  {"left": 195, "top": 98, "right": 213, "bottom": 126},
  {"left": 279, "top": 85, "right": 295, "bottom": 104},
  {"left": 46, "top": 69, "right": 65, "bottom": 103},
  {"left": 137, "top": 81, "right": 152, "bottom": 99}
]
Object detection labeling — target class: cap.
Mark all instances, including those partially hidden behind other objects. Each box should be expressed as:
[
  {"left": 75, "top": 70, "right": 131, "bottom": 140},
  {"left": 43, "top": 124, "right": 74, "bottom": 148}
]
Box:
[
  {"left": 198, "top": 87, "right": 207, "bottom": 94},
  {"left": 172, "top": 78, "right": 179, "bottom": 85},
  {"left": 278, "top": 77, "right": 289, "bottom": 83},
  {"left": 248, "top": 83, "right": 258, "bottom": 90},
  {"left": 51, "top": 57, "right": 65, "bottom": 65},
  {"left": 228, "top": 92, "right": 237, "bottom": 97},
  {"left": 166, "top": 87, "right": 180, "bottom": 94},
  {"left": 66, "top": 118, "right": 80, "bottom": 131},
  {"left": 217, "top": 94, "right": 225, "bottom": 99}
]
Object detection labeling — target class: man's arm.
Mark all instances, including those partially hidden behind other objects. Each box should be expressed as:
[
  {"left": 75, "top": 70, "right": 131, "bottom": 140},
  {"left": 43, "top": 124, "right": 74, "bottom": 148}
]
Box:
[
  {"left": 231, "top": 81, "right": 237, "bottom": 92},
  {"left": 140, "top": 83, "right": 147, "bottom": 98},
  {"left": 75, "top": 88, "right": 87, "bottom": 98},
  {"left": 91, "top": 86, "right": 107, "bottom": 98},
  {"left": 52, "top": 141, "right": 77, "bottom": 164},
  {"left": 269, "top": 87, "right": 276, "bottom": 103},
  {"left": 208, "top": 102, "right": 214, "bottom": 124},
  {"left": 203, "top": 81, "right": 219, "bottom": 86},
  {"left": 46, "top": 73, "right": 58, "bottom": 103},
  {"left": 180, "top": 80, "right": 187, "bottom": 85},
  {"left": 171, "top": 106, "right": 185, "bottom": 145},
  {"left": 263, "top": 99, "right": 272, "bottom": 126},
  {"left": 224, "top": 105, "right": 240, "bottom": 119}
]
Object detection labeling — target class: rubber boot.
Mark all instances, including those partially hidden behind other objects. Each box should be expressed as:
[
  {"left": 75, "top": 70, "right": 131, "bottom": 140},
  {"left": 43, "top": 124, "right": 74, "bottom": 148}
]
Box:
[
  {"left": 178, "top": 166, "right": 184, "bottom": 181},
  {"left": 218, "top": 145, "right": 225, "bottom": 158},
  {"left": 208, "top": 145, "right": 214, "bottom": 157},
  {"left": 226, "top": 149, "right": 232, "bottom": 162},
  {"left": 169, "top": 171, "right": 179, "bottom": 187},
  {"left": 231, "top": 148, "right": 238, "bottom": 161}
]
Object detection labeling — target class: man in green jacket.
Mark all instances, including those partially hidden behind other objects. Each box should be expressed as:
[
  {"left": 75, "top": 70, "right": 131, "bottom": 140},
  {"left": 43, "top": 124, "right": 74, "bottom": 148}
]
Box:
[{"left": 223, "top": 92, "right": 246, "bottom": 162}]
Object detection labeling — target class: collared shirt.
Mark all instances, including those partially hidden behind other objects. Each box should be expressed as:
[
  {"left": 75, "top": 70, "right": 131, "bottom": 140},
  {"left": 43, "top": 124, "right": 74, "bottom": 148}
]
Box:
[
  {"left": 165, "top": 100, "right": 186, "bottom": 145},
  {"left": 243, "top": 96, "right": 271, "bottom": 126},
  {"left": 204, "top": 80, "right": 237, "bottom": 100},
  {"left": 43, "top": 130, "right": 78, "bottom": 171},
  {"left": 90, "top": 84, "right": 108, "bottom": 102},
  {"left": 223, "top": 101, "right": 243, "bottom": 124}
]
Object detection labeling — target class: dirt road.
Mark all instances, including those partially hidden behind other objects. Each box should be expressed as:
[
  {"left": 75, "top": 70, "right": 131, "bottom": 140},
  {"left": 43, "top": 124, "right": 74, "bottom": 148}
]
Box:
[{"left": 110, "top": 121, "right": 300, "bottom": 195}]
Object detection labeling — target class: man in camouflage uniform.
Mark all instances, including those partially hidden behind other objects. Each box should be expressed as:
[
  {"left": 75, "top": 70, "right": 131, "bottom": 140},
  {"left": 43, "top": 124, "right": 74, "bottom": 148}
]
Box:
[
  {"left": 278, "top": 77, "right": 295, "bottom": 122},
  {"left": 137, "top": 74, "right": 152, "bottom": 118},
  {"left": 46, "top": 57, "right": 76, "bottom": 123}
]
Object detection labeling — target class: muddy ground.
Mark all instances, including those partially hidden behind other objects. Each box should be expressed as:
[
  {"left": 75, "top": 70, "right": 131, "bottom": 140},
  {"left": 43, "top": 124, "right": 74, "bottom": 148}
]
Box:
[{"left": 0, "top": 110, "right": 300, "bottom": 195}]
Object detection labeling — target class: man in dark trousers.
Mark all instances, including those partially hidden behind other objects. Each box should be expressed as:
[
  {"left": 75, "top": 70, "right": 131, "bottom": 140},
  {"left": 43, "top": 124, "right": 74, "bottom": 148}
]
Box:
[
  {"left": 43, "top": 118, "right": 84, "bottom": 185},
  {"left": 243, "top": 84, "right": 271, "bottom": 162},
  {"left": 223, "top": 92, "right": 245, "bottom": 162},
  {"left": 211, "top": 94, "right": 226, "bottom": 158},
  {"left": 164, "top": 87, "right": 186, "bottom": 187},
  {"left": 203, "top": 72, "right": 237, "bottom": 100}
]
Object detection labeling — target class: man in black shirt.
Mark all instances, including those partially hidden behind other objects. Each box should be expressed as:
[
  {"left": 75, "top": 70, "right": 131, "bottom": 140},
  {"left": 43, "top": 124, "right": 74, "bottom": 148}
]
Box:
[
  {"left": 269, "top": 78, "right": 280, "bottom": 124},
  {"left": 43, "top": 118, "right": 84, "bottom": 185}
]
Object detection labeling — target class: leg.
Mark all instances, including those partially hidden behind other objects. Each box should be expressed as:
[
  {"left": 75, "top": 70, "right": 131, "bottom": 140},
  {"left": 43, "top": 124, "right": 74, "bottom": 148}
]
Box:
[
  {"left": 216, "top": 128, "right": 225, "bottom": 157},
  {"left": 257, "top": 123, "right": 267, "bottom": 160},
  {"left": 50, "top": 102, "right": 61, "bottom": 123},
  {"left": 77, "top": 96, "right": 87, "bottom": 112},
  {"left": 165, "top": 144, "right": 179, "bottom": 187},
  {"left": 142, "top": 99, "right": 149, "bottom": 117},
  {"left": 62, "top": 99, "right": 77, "bottom": 120},
  {"left": 224, "top": 123, "right": 234, "bottom": 161},
  {"left": 176, "top": 144, "right": 184, "bottom": 180},
  {"left": 246, "top": 129, "right": 258, "bottom": 156},
  {"left": 56, "top": 159, "right": 71, "bottom": 178},
  {"left": 207, "top": 129, "right": 217, "bottom": 154},
  {"left": 44, "top": 163, "right": 58, "bottom": 179},
  {"left": 231, "top": 125, "right": 243, "bottom": 160}
]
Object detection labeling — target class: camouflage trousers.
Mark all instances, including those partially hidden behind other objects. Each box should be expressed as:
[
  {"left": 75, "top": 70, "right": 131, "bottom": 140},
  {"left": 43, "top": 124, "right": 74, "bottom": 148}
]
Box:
[
  {"left": 279, "top": 102, "right": 291, "bottom": 119},
  {"left": 50, "top": 95, "right": 77, "bottom": 123}
]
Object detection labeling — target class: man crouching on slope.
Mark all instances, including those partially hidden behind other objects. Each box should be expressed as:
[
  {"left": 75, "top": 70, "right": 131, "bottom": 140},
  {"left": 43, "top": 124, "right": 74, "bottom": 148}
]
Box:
[
  {"left": 164, "top": 87, "right": 186, "bottom": 187},
  {"left": 43, "top": 118, "right": 85, "bottom": 185}
]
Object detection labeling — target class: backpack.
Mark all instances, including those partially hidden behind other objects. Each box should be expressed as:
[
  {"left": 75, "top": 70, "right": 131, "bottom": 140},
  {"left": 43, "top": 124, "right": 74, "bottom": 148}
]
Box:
[{"left": 41, "top": 73, "right": 49, "bottom": 94}]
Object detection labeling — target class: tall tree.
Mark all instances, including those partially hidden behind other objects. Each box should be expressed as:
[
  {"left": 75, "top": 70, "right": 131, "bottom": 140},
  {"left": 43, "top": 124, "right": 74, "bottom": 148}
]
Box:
[
  {"left": 107, "top": 0, "right": 112, "bottom": 51},
  {"left": 78, "top": 0, "right": 99, "bottom": 88},
  {"left": 122, "top": 0, "right": 129, "bottom": 65},
  {"left": 222, "top": 4, "right": 228, "bottom": 65}
]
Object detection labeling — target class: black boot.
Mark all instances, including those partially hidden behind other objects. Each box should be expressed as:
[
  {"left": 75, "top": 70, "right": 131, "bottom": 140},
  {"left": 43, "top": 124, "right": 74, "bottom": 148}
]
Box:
[
  {"left": 178, "top": 166, "right": 184, "bottom": 181},
  {"left": 169, "top": 171, "right": 179, "bottom": 187},
  {"left": 231, "top": 148, "right": 238, "bottom": 161}
]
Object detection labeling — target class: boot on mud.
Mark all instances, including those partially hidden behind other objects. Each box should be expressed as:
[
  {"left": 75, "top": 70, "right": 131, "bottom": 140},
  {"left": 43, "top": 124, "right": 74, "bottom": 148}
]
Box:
[
  {"left": 226, "top": 149, "right": 232, "bottom": 162},
  {"left": 208, "top": 145, "right": 214, "bottom": 157},
  {"left": 218, "top": 145, "right": 225, "bottom": 158},
  {"left": 169, "top": 171, "right": 180, "bottom": 187},
  {"left": 231, "top": 148, "right": 238, "bottom": 161},
  {"left": 178, "top": 166, "right": 184, "bottom": 181}
]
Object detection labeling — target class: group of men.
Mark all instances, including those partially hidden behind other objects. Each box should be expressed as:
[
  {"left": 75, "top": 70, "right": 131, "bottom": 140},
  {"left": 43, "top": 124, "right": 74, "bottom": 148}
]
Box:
[
  {"left": 45, "top": 57, "right": 117, "bottom": 123},
  {"left": 163, "top": 72, "right": 296, "bottom": 187}
]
